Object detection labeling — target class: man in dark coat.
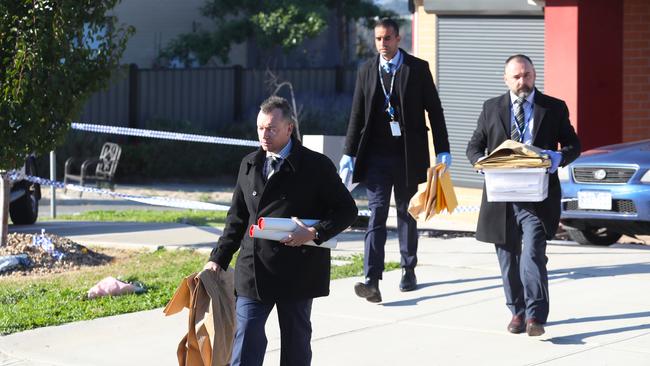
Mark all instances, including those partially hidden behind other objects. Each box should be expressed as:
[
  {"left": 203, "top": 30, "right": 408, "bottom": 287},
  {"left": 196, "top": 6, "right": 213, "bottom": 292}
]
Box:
[
  {"left": 466, "top": 54, "right": 581, "bottom": 336},
  {"left": 204, "top": 96, "right": 358, "bottom": 365},
  {"left": 340, "top": 18, "right": 451, "bottom": 302}
]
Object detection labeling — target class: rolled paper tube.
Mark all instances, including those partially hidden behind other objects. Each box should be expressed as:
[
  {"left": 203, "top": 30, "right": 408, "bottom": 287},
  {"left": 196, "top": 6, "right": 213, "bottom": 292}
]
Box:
[
  {"left": 257, "top": 217, "right": 319, "bottom": 231},
  {"left": 248, "top": 225, "right": 337, "bottom": 249}
]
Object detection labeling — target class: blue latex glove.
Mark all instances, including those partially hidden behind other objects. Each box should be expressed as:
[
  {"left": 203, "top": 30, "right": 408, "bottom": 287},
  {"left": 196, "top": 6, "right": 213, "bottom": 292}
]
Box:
[
  {"left": 542, "top": 150, "right": 562, "bottom": 173},
  {"left": 436, "top": 152, "right": 452, "bottom": 169},
  {"left": 339, "top": 154, "right": 355, "bottom": 175}
]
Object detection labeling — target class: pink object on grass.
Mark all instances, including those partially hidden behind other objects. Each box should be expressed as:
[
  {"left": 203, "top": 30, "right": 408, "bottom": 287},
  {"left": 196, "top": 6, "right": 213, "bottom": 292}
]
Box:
[{"left": 87, "top": 276, "right": 138, "bottom": 299}]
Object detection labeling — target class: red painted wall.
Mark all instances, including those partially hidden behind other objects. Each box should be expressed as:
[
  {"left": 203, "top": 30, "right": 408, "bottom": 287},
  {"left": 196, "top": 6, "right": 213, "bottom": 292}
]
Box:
[
  {"left": 545, "top": 0, "right": 623, "bottom": 151},
  {"left": 545, "top": 2, "right": 579, "bottom": 137}
]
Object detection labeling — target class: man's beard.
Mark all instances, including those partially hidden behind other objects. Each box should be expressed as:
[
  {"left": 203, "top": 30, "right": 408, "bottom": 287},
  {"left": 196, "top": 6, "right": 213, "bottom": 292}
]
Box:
[{"left": 517, "top": 86, "right": 533, "bottom": 98}]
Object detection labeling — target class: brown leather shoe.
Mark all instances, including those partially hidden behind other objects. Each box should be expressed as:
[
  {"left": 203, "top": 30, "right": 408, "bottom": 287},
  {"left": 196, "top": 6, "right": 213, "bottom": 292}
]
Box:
[
  {"left": 526, "top": 318, "right": 545, "bottom": 337},
  {"left": 507, "top": 315, "right": 525, "bottom": 334},
  {"left": 354, "top": 277, "right": 382, "bottom": 303}
]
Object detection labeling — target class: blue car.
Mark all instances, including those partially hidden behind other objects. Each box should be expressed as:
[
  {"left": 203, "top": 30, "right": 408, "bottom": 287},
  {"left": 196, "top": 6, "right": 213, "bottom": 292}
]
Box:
[{"left": 559, "top": 139, "right": 650, "bottom": 245}]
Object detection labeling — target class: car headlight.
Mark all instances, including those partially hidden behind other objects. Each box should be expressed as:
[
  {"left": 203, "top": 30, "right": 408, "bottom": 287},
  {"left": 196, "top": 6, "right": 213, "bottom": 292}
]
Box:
[
  {"left": 557, "top": 166, "right": 569, "bottom": 181},
  {"left": 642, "top": 169, "right": 650, "bottom": 184}
]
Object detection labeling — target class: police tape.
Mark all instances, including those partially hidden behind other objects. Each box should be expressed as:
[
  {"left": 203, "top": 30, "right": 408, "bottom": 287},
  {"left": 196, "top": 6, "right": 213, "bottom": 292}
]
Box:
[
  {"left": 7, "top": 172, "right": 231, "bottom": 212},
  {"left": 7, "top": 172, "right": 481, "bottom": 215},
  {"left": 67, "top": 123, "right": 484, "bottom": 213},
  {"left": 71, "top": 122, "right": 260, "bottom": 147}
]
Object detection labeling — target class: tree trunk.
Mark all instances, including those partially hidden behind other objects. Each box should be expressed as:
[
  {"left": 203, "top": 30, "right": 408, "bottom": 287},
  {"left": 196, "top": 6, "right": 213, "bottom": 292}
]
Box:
[{"left": 0, "top": 173, "right": 10, "bottom": 246}]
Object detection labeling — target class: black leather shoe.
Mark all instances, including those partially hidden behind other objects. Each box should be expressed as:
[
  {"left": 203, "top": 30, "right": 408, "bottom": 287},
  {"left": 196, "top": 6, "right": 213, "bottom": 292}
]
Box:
[
  {"left": 354, "top": 277, "right": 382, "bottom": 303},
  {"left": 399, "top": 268, "right": 417, "bottom": 292},
  {"left": 507, "top": 315, "right": 525, "bottom": 334},
  {"left": 526, "top": 318, "right": 545, "bottom": 337}
]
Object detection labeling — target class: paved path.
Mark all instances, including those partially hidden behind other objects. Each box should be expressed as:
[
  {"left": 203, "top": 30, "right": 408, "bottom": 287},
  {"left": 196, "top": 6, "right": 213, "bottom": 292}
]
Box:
[
  {"left": 2, "top": 226, "right": 650, "bottom": 365},
  {"left": 4, "top": 184, "right": 650, "bottom": 365}
]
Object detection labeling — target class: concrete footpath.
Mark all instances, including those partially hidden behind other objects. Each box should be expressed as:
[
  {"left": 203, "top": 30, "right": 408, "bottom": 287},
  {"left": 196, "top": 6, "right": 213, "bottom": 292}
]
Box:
[{"left": 2, "top": 222, "right": 650, "bottom": 365}]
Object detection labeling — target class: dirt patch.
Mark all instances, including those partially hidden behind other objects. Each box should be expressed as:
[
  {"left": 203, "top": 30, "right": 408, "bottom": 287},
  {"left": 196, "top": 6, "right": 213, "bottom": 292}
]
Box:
[{"left": 0, "top": 233, "right": 114, "bottom": 277}]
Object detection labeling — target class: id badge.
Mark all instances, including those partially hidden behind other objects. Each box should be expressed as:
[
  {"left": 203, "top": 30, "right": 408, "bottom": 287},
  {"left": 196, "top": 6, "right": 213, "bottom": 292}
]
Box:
[{"left": 389, "top": 121, "right": 402, "bottom": 136}]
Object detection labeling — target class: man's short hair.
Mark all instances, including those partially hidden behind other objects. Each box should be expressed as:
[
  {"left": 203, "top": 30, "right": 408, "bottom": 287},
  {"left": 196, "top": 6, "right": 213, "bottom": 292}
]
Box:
[
  {"left": 375, "top": 18, "right": 400, "bottom": 36},
  {"left": 505, "top": 54, "right": 534, "bottom": 66},
  {"left": 259, "top": 95, "right": 301, "bottom": 141},
  {"left": 260, "top": 96, "right": 293, "bottom": 124}
]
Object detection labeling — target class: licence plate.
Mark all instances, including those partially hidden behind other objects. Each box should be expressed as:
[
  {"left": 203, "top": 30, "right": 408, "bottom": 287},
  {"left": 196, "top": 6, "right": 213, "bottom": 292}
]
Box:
[{"left": 578, "top": 190, "right": 612, "bottom": 210}]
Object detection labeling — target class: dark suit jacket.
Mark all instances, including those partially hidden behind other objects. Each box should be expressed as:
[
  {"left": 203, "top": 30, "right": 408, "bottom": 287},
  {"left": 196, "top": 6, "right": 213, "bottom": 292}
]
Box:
[
  {"left": 343, "top": 49, "right": 450, "bottom": 187},
  {"left": 466, "top": 89, "right": 581, "bottom": 244},
  {"left": 210, "top": 140, "right": 358, "bottom": 302}
]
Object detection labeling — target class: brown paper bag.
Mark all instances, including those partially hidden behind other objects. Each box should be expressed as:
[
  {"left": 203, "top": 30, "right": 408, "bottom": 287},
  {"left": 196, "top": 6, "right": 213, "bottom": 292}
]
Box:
[
  {"left": 434, "top": 164, "right": 458, "bottom": 215},
  {"left": 408, "top": 166, "right": 436, "bottom": 220},
  {"left": 164, "top": 269, "right": 236, "bottom": 366},
  {"left": 408, "top": 163, "right": 458, "bottom": 220}
]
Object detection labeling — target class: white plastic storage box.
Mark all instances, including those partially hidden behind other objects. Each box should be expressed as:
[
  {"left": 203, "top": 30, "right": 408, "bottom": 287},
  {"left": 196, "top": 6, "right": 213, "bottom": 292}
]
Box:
[{"left": 483, "top": 168, "right": 548, "bottom": 202}]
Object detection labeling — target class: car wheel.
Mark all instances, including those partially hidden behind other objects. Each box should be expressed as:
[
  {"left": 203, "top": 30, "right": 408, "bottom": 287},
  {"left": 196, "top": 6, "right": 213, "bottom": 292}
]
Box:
[
  {"left": 9, "top": 189, "right": 39, "bottom": 225},
  {"left": 566, "top": 227, "right": 622, "bottom": 246}
]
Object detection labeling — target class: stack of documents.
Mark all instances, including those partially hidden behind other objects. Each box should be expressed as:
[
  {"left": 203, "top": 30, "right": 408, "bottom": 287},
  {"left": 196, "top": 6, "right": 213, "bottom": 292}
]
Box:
[
  {"left": 473, "top": 140, "right": 551, "bottom": 202},
  {"left": 473, "top": 140, "right": 551, "bottom": 170}
]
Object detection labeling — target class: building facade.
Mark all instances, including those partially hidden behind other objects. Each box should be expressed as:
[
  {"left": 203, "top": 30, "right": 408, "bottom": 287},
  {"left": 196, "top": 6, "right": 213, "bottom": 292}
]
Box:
[{"left": 411, "top": 0, "right": 650, "bottom": 187}]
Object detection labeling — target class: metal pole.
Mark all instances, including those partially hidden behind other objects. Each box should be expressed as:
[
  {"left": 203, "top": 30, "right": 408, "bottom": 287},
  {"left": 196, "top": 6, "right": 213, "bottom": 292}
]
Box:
[
  {"left": 0, "top": 174, "right": 9, "bottom": 246},
  {"left": 50, "top": 151, "right": 56, "bottom": 218}
]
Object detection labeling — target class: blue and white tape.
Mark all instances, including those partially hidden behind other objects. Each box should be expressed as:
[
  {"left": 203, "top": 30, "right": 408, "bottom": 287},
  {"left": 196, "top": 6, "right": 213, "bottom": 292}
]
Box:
[
  {"left": 71, "top": 123, "right": 260, "bottom": 148},
  {"left": 7, "top": 172, "right": 480, "bottom": 215},
  {"left": 8, "top": 171, "right": 231, "bottom": 212}
]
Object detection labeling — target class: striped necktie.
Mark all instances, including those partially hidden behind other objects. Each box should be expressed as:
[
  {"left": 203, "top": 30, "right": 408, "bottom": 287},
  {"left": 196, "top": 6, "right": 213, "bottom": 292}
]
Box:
[{"left": 511, "top": 97, "right": 526, "bottom": 142}]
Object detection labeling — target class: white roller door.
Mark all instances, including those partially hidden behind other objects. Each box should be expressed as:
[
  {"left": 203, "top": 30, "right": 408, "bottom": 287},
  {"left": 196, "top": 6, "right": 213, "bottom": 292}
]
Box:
[{"left": 437, "top": 16, "right": 545, "bottom": 187}]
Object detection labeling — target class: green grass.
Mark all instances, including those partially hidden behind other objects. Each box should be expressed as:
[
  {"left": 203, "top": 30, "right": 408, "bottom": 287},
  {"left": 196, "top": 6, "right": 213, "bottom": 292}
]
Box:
[
  {"left": 331, "top": 254, "right": 400, "bottom": 279},
  {"left": 53, "top": 209, "right": 228, "bottom": 226},
  {"left": 0, "top": 249, "right": 398, "bottom": 335},
  {"left": 0, "top": 247, "right": 207, "bottom": 335}
]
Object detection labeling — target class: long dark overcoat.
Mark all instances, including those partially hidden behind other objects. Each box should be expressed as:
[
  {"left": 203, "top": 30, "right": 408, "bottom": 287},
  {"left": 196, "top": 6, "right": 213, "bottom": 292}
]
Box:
[
  {"left": 210, "top": 140, "right": 358, "bottom": 302},
  {"left": 466, "top": 89, "right": 581, "bottom": 244},
  {"left": 343, "top": 49, "right": 450, "bottom": 187}
]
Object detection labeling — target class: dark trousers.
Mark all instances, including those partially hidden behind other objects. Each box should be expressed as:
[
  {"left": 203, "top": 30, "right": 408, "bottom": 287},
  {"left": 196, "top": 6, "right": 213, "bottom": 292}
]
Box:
[
  {"left": 231, "top": 296, "right": 313, "bottom": 366},
  {"left": 364, "top": 154, "right": 418, "bottom": 279},
  {"left": 495, "top": 203, "right": 550, "bottom": 323}
]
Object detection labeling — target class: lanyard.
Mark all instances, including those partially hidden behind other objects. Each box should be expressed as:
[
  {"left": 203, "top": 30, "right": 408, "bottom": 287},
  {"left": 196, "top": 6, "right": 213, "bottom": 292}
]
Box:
[{"left": 378, "top": 63, "right": 399, "bottom": 121}]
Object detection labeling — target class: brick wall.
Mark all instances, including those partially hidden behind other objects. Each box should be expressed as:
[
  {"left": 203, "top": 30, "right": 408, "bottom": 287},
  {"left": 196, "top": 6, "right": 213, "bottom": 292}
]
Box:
[
  {"left": 623, "top": 0, "right": 650, "bottom": 141},
  {"left": 413, "top": 0, "right": 438, "bottom": 81}
]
